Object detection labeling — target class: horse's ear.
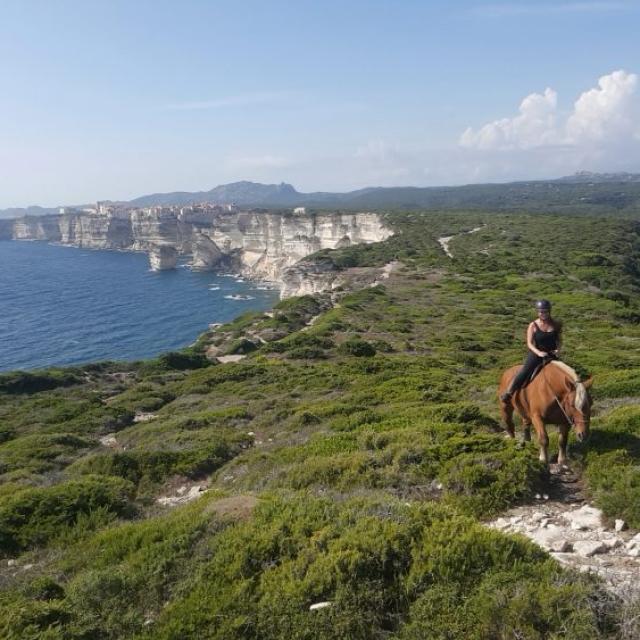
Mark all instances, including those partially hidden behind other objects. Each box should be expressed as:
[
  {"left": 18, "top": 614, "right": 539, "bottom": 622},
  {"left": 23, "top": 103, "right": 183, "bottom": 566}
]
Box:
[{"left": 582, "top": 376, "right": 593, "bottom": 390}]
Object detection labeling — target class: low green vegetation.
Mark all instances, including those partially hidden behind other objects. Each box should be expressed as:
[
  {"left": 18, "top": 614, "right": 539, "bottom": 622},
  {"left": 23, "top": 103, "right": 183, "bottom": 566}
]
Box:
[{"left": 2, "top": 209, "right": 640, "bottom": 637}]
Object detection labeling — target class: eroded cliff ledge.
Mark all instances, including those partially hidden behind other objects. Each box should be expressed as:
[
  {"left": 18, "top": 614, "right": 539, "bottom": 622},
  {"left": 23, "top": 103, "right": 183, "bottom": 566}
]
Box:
[{"left": 8, "top": 209, "right": 392, "bottom": 297}]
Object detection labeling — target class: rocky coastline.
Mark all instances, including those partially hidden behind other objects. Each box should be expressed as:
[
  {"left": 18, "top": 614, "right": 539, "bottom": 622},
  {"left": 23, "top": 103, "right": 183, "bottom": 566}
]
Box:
[{"left": 3, "top": 208, "right": 392, "bottom": 298}]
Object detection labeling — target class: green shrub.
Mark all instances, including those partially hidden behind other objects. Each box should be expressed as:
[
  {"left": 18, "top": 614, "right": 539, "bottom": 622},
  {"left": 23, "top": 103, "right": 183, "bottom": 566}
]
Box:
[
  {"left": 68, "top": 439, "right": 240, "bottom": 489},
  {"left": 0, "top": 369, "right": 81, "bottom": 394},
  {"left": 0, "top": 475, "right": 135, "bottom": 555},
  {"left": 0, "top": 433, "right": 91, "bottom": 476},
  {"left": 338, "top": 338, "right": 376, "bottom": 357},
  {"left": 439, "top": 447, "right": 544, "bottom": 516},
  {"left": 585, "top": 450, "right": 640, "bottom": 528},
  {"left": 156, "top": 350, "right": 210, "bottom": 370},
  {"left": 225, "top": 338, "right": 258, "bottom": 355},
  {"left": 23, "top": 576, "right": 66, "bottom": 601}
]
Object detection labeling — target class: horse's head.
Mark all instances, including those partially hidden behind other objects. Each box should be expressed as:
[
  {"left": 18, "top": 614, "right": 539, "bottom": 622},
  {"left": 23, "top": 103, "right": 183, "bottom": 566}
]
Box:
[{"left": 562, "top": 375, "right": 593, "bottom": 442}]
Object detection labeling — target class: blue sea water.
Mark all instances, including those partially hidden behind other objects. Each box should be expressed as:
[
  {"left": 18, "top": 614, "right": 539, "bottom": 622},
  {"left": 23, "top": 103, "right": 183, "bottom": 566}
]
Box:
[{"left": 0, "top": 241, "right": 280, "bottom": 372}]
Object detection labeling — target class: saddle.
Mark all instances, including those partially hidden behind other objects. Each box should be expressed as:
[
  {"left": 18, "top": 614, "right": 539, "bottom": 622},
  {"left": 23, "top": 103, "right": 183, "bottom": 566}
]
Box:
[{"left": 522, "top": 356, "right": 556, "bottom": 387}]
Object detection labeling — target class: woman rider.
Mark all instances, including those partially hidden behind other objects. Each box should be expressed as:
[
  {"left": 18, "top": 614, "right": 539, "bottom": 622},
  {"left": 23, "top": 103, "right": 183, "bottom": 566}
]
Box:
[{"left": 500, "top": 299, "right": 562, "bottom": 402}]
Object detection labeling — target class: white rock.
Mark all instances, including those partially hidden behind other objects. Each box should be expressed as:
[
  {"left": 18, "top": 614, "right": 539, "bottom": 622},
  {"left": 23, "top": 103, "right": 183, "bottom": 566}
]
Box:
[
  {"left": 216, "top": 355, "right": 246, "bottom": 364},
  {"left": 99, "top": 434, "right": 118, "bottom": 447},
  {"left": 627, "top": 547, "right": 640, "bottom": 557},
  {"left": 573, "top": 541, "right": 607, "bottom": 557},
  {"left": 530, "top": 525, "right": 566, "bottom": 551},
  {"left": 603, "top": 537, "right": 623, "bottom": 550},
  {"left": 176, "top": 485, "right": 187, "bottom": 496},
  {"left": 7, "top": 559, "right": 16, "bottom": 567},
  {"left": 565, "top": 505, "right": 603, "bottom": 531},
  {"left": 22, "top": 564, "right": 34, "bottom": 570},
  {"left": 309, "top": 602, "right": 332, "bottom": 611},
  {"left": 530, "top": 511, "right": 546, "bottom": 523},
  {"left": 628, "top": 533, "right": 640, "bottom": 547},
  {"left": 550, "top": 539, "right": 572, "bottom": 553},
  {"left": 615, "top": 519, "right": 627, "bottom": 532},
  {"left": 133, "top": 412, "right": 157, "bottom": 423}
]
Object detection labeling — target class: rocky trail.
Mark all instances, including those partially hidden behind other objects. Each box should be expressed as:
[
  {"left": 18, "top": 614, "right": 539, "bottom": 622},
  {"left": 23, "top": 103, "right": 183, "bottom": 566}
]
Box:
[
  {"left": 490, "top": 464, "right": 640, "bottom": 594},
  {"left": 437, "top": 225, "right": 485, "bottom": 258}
]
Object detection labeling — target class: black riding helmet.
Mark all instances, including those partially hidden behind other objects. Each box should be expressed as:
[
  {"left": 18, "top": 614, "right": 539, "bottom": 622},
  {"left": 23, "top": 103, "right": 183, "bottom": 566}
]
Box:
[{"left": 535, "top": 299, "right": 552, "bottom": 311}]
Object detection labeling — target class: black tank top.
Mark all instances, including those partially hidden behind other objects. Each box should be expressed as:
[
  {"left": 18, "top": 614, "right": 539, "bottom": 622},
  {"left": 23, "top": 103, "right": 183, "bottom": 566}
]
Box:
[{"left": 532, "top": 321, "right": 559, "bottom": 352}]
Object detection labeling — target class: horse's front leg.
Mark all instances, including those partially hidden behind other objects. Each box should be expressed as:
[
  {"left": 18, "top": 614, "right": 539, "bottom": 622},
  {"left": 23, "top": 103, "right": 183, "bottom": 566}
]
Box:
[
  {"left": 557, "top": 424, "right": 569, "bottom": 466},
  {"left": 531, "top": 414, "right": 549, "bottom": 464}
]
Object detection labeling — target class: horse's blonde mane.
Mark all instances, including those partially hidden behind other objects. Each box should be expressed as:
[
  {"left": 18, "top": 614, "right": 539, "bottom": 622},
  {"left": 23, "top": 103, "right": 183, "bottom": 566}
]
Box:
[
  {"left": 550, "top": 360, "right": 579, "bottom": 381},
  {"left": 550, "top": 361, "right": 588, "bottom": 411}
]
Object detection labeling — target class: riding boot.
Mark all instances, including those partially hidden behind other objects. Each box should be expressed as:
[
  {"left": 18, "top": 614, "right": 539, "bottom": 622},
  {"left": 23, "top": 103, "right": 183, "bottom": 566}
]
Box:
[{"left": 500, "top": 383, "right": 517, "bottom": 402}]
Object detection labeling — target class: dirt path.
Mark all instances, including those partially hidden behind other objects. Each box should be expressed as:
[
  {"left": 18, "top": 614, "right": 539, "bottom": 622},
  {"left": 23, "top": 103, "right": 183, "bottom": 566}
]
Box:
[
  {"left": 437, "top": 225, "right": 485, "bottom": 258},
  {"left": 489, "top": 465, "right": 640, "bottom": 593}
]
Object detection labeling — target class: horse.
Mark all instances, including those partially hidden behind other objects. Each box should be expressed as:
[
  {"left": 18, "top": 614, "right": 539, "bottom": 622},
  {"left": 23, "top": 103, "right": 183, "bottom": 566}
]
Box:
[{"left": 498, "top": 360, "right": 593, "bottom": 465}]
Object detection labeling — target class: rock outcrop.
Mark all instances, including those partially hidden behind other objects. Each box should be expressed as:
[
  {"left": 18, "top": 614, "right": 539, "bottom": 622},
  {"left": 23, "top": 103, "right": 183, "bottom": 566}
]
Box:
[
  {"left": 8, "top": 209, "right": 392, "bottom": 296},
  {"left": 148, "top": 244, "right": 179, "bottom": 271}
]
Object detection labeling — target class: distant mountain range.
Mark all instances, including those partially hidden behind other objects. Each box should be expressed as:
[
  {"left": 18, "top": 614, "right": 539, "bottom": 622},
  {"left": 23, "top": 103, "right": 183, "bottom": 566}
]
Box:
[{"left": 2, "top": 172, "right": 640, "bottom": 219}]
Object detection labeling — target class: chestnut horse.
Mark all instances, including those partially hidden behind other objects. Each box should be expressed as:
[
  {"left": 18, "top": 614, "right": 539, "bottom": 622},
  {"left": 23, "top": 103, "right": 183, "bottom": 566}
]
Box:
[{"left": 498, "top": 360, "right": 593, "bottom": 464}]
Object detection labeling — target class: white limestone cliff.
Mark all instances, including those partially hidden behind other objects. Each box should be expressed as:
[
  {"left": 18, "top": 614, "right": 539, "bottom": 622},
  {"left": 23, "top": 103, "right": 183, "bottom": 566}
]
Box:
[{"left": 9, "top": 210, "right": 392, "bottom": 292}]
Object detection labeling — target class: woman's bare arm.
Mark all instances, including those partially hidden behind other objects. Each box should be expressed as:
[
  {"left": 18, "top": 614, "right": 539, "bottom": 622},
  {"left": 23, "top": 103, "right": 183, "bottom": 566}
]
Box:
[{"left": 526, "top": 322, "right": 546, "bottom": 357}]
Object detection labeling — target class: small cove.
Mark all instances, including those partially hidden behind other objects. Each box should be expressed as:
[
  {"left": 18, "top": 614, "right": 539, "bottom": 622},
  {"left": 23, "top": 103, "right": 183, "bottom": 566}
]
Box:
[{"left": 0, "top": 241, "right": 279, "bottom": 371}]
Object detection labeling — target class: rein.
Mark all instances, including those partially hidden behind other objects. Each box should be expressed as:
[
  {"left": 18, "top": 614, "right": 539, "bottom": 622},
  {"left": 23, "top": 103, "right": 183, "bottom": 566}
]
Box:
[{"left": 541, "top": 363, "right": 576, "bottom": 426}]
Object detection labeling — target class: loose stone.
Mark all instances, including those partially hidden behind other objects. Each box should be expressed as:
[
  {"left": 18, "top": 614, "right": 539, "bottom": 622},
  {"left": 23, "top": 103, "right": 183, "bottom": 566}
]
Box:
[
  {"left": 615, "top": 519, "right": 627, "bottom": 532},
  {"left": 573, "top": 541, "right": 607, "bottom": 557}
]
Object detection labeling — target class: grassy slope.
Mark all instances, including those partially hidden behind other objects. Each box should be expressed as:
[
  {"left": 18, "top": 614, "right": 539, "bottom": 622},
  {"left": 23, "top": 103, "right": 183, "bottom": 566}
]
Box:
[{"left": 1, "top": 210, "right": 640, "bottom": 638}]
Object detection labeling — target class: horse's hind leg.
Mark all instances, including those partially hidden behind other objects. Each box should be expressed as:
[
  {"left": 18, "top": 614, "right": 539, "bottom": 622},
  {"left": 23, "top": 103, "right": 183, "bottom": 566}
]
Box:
[
  {"left": 523, "top": 420, "right": 532, "bottom": 442},
  {"left": 500, "top": 400, "right": 516, "bottom": 439}
]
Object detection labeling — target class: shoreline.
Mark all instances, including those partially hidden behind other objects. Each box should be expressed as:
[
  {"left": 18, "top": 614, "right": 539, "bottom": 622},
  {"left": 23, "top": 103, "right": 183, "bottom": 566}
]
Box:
[{"left": 0, "top": 241, "right": 281, "bottom": 373}]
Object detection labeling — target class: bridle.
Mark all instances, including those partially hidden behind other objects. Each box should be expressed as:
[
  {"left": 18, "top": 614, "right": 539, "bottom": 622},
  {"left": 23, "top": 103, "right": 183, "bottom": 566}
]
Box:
[{"left": 541, "top": 364, "right": 586, "bottom": 429}]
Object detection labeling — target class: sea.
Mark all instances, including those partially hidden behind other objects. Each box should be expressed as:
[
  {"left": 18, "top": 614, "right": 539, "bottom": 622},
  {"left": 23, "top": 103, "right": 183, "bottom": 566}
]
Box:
[{"left": 0, "top": 241, "right": 280, "bottom": 372}]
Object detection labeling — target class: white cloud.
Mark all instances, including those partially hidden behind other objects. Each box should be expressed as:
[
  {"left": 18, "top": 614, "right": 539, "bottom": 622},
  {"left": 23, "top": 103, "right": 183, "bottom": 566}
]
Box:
[
  {"left": 460, "top": 70, "right": 639, "bottom": 152},
  {"left": 566, "top": 70, "right": 638, "bottom": 142},
  {"left": 460, "top": 88, "right": 558, "bottom": 150}
]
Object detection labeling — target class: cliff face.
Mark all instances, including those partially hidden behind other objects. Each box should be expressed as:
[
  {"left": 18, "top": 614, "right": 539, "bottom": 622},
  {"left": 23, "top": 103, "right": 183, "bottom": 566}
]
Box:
[{"left": 8, "top": 210, "right": 392, "bottom": 296}]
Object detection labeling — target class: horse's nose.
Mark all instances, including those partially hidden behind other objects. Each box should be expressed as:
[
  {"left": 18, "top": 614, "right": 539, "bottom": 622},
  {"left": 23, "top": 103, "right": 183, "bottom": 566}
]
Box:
[{"left": 576, "top": 431, "right": 588, "bottom": 443}]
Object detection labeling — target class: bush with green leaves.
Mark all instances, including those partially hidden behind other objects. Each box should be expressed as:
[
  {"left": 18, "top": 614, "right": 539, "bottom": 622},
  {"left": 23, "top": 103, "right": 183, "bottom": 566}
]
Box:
[
  {"left": 338, "top": 337, "right": 377, "bottom": 357},
  {"left": 0, "top": 475, "right": 135, "bottom": 556},
  {"left": 0, "top": 369, "right": 81, "bottom": 394}
]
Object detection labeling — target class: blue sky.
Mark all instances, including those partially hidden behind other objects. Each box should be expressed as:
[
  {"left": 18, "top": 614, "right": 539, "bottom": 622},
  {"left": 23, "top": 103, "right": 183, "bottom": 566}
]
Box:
[{"left": 1, "top": 0, "right": 639, "bottom": 207}]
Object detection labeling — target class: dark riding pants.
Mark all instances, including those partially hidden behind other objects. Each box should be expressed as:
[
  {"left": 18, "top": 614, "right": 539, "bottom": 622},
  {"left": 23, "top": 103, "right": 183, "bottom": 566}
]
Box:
[{"left": 510, "top": 351, "right": 544, "bottom": 392}]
